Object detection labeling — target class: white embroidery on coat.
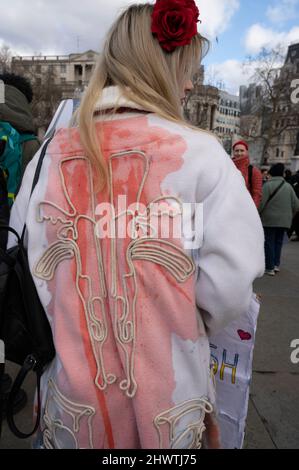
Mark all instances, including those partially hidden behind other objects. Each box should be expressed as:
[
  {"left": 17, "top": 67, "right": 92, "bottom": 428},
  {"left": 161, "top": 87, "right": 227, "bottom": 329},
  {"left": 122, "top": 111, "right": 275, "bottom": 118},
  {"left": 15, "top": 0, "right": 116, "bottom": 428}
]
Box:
[
  {"left": 108, "top": 150, "right": 195, "bottom": 397},
  {"left": 34, "top": 157, "right": 114, "bottom": 391},
  {"left": 35, "top": 151, "right": 195, "bottom": 399},
  {"left": 43, "top": 379, "right": 96, "bottom": 449},
  {"left": 154, "top": 398, "right": 213, "bottom": 449}
]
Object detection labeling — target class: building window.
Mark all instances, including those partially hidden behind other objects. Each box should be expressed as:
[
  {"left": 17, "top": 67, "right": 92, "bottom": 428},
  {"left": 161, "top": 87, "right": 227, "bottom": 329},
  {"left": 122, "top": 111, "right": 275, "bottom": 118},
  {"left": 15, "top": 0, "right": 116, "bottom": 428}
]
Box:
[
  {"left": 75, "top": 64, "right": 83, "bottom": 76},
  {"left": 35, "top": 65, "right": 41, "bottom": 73},
  {"left": 61, "top": 77, "right": 66, "bottom": 84},
  {"left": 276, "top": 148, "right": 280, "bottom": 157},
  {"left": 61, "top": 64, "right": 67, "bottom": 73}
]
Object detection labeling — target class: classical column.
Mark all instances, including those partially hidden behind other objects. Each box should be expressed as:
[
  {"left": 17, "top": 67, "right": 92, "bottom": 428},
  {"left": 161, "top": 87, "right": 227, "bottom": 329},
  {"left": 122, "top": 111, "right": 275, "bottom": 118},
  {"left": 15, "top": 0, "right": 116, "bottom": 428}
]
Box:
[
  {"left": 206, "top": 105, "right": 212, "bottom": 130},
  {"left": 82, "top": 65, "right": 86, "bottom": 84}
]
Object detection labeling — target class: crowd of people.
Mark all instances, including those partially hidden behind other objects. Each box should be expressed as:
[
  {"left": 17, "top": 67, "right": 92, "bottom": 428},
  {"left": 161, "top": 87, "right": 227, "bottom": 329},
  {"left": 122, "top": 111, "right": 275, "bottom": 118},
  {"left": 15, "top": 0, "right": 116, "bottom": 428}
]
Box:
[
  {"left": 0, "top": 0, "right": 298, "bottom": 449},
  {"left": 231, "top": 139, "right": 299, "bottom": 276}
]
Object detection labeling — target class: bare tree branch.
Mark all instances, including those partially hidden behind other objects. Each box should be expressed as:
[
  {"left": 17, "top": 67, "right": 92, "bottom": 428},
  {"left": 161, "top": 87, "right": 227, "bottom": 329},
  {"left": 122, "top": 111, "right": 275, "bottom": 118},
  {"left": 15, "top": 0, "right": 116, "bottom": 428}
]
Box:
[
  {"left": 0, "top": 44, "right": 12, "bottom": 73},
  {"left": 241, "top": 45, "right": 296, "bottom": 165}
]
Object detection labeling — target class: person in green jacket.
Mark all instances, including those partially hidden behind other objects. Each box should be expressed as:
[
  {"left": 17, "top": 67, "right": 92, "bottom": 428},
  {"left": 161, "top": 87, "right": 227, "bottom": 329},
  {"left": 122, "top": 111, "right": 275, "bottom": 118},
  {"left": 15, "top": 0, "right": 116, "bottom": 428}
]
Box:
[
  {"left": 259, "top": 163, "right": 299, "bottom": 276},
  {"left": 0, "top": 73, "right": 40, "bottom": 175},
  {"left": 0, "top": 73, "right": 39, "bottom": 418}
]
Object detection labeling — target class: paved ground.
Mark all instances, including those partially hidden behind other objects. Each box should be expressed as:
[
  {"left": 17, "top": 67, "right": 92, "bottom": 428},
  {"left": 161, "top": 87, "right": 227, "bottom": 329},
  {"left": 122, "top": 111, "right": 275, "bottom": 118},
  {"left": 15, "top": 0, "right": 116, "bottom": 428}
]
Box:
[
  {"left": 0, "top": 241, "right": 298, "bottom": 449},
  {"left": 244, "top": 240, "right": 299, "bottom": 449}
]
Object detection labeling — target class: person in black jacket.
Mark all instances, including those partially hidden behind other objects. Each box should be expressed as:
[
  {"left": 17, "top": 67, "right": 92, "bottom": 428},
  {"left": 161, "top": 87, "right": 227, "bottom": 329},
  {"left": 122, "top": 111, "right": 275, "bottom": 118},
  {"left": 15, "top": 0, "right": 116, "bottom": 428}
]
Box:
[
  {"left": 288, "top": 170, "right": 299, "bottom": 240},
  {"left": 0, "top": 147, "right": 9, "bottom": 250},
  {"left": 0, "top": 113, "right": 28, "bottom": 423},
  {"left": 0, "top": 73, "right": 40, "bottom": 174}
]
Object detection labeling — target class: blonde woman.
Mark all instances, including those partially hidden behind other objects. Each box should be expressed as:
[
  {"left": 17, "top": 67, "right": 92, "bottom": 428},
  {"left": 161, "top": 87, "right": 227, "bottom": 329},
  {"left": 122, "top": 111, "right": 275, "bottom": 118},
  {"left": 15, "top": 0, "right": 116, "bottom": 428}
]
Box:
[{"left": 9, "top": 1, "right": 264, "bottom": 449}]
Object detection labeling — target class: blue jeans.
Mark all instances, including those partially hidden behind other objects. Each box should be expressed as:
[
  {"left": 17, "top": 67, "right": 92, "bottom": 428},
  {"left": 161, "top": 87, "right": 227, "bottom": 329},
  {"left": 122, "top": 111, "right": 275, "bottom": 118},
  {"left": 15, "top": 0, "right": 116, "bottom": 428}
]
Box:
[{"left": 264, "top": 227, "right": 285, "bottom": 271}]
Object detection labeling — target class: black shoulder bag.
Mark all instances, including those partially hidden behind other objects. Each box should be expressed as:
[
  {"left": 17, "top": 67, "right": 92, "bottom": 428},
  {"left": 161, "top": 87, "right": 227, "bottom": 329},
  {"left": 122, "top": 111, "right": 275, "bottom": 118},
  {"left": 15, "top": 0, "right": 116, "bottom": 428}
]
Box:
[
  {"left": 0, "top": 137, "right": 55, "bottom": 438},
  {"left": 248, "top": 164, "right": 253, "bottom": 196},
  {"left": 259, "top": 180, "right": 286, "bottom": 215}
]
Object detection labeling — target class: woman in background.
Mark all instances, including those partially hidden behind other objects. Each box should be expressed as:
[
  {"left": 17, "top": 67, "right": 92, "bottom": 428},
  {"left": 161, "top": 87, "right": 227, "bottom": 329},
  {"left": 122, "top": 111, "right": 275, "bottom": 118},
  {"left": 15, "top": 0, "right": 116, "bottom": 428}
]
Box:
[{"left": 259, "top": 163, "right": 299, "bottom": 275}]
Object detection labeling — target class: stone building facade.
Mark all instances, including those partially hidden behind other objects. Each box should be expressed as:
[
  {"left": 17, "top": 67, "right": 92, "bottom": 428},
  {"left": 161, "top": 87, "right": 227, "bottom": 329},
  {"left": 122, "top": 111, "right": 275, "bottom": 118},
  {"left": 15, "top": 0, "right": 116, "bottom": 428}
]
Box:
[
  {"left": 213, "top": 90, "right": 241, "bottom": 154},
  {"left": 184, "top": 66, "right": 219, "bottom": 133},
  {"left": 239, "top": 43, "right": 299, "bottom": 169},
  {"left": 11, "top": 50, "right": 98, "bottom": 136},
  {"left": 270, "top": 43, "right": 299, "bottom": 171},
  {"left": 11, "top": 50, "right": 98, "bottom": 98}
]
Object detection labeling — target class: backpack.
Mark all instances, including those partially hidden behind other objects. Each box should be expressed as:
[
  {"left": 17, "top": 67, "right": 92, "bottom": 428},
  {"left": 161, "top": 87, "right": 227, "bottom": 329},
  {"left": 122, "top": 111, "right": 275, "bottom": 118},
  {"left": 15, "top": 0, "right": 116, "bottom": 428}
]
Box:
[
  {"left": 0, "top": 137, "right": 55, "bottom": 438},
  {"left": 0, "top": 168, "right": 9, "bottom": 250},
  {"left": 0, "top": 121, "right": 38, "bottom": 207},
  {"left": 248, "top": 164, "right": 253, "bottom": 196}
]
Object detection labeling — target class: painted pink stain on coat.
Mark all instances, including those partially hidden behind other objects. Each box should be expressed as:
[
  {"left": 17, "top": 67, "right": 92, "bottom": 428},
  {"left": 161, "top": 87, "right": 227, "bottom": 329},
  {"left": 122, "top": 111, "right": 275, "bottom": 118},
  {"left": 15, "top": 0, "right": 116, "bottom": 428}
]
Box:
[{"left": 35, "top": 114, "right": 212, "bottom": 448}]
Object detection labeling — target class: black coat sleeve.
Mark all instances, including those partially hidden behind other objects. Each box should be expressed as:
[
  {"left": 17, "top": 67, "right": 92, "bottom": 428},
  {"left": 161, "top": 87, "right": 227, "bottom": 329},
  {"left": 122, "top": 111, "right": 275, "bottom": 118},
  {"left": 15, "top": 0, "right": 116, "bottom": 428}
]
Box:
[{"left": 0, "top": 169, "right": 10, "bottom": 250}]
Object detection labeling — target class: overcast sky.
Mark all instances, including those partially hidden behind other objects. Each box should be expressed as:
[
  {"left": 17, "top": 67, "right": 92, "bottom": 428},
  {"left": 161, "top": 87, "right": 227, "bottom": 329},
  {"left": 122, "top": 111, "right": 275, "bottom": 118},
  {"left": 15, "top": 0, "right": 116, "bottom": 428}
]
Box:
[{"left": 1, "top": 0, "right": 299, "bottom": 94}]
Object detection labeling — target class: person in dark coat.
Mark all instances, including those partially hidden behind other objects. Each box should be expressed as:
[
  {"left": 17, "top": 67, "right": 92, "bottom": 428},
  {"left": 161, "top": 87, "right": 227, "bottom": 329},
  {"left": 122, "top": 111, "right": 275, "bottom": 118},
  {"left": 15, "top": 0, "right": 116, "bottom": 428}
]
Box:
[
  {"left": 0, "top": 168, "right": 9, "bottom": 250},
  {"left": 259, "top": 163, "right": 299, "bottom": 275},
  {"left": 0, "top": 74, "right": 36, "bottom": 417},
  {"left": 288, "top": 170, "right": 299, "bottom": 240},
  {"left": 0, "top": 73, "right": 40, "bottom": 174},
  {"left": 284, "top": 169, "right": 293, "bottom": 184}
]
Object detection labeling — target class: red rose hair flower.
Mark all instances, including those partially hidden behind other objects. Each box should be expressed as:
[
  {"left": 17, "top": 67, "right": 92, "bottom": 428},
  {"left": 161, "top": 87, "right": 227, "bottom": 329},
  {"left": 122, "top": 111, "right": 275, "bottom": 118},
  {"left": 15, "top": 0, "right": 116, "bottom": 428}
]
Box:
[{"left": 151, "top": 0, "right": 200, "bottom": 53}]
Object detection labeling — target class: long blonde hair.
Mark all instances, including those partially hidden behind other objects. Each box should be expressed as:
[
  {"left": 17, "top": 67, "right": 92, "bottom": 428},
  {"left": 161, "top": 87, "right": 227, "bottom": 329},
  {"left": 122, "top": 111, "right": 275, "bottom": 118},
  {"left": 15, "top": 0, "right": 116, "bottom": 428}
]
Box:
[{"left": 78, "top": 3, "right": 209, "bottom": 189}]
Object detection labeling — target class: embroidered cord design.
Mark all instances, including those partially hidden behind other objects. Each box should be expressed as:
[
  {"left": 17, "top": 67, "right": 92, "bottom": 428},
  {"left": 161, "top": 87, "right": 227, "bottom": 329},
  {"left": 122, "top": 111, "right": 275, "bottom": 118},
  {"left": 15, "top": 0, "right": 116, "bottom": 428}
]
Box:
[
  {"left": 130, "top": 238, "right": 195, "bottom": 282},
  {"left": 35, "top": 157, "right": 114, "bottom": 391},
  {"left": 154, "top": 398, "right": 213, "bottom": 449},
  {"left": 109, "top": 150, "right": 150, "bottom": 298},
  {"left": 43, "top": 379, "right": 96, "bottom": 449},
  {"left": 35, "top": 150, "right": 195, "bottom": 399},
  {"left": 34, "top": 239, "right": 75, "bottom": 280},
  {"left": 37, "top": 156, "right": 107, "bottom": 297},
  {"left": 108, "top": 150, "right": 195, "bottom": 398}
]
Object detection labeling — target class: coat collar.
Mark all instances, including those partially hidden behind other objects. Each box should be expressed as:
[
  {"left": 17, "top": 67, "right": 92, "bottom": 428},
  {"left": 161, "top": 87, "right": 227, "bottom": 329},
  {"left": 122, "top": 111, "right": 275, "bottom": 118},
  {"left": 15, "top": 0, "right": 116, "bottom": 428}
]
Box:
[{"left": 94, "top": 86, "right": 148, "bottom": 113}]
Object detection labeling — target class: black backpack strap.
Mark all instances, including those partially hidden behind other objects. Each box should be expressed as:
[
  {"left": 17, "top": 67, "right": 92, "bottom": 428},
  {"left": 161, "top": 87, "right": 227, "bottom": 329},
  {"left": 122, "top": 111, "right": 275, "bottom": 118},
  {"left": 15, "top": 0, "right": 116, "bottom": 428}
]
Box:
[
  {"left": 248, "top": 165, "right": 253, "bottom": 195},
  {"left": 5, "top": 137, "right": 54, "bottom": 438},
  {"left": 0, "top": 362, "right": 5, "bottom": 438},
  {"left": 6, "top": 355, "right": 42, "bottom": 439},
  {"left": 260, "top": 181, "right": 286, "bottom": 214},
  {"left": 21, "top": 137, "right": 53, "bottom": 243},
  {"left": 0, "top": 226, "right": 21, "bottom": 266},
  {"left": 0, "top": 225, "right": 21, "bottom": 243}
]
